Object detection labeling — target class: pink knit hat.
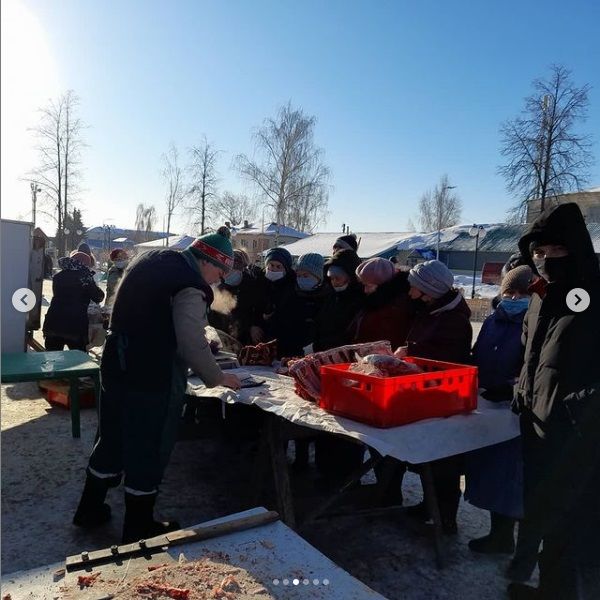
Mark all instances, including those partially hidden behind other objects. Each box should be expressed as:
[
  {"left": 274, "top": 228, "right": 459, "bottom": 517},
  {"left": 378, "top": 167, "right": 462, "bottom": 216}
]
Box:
[
  {"left": 69, "top": 250, "right": 92, "bottom": 268},
  {"left": 356, "top": 257, "right": 396, "bottom": 286}
]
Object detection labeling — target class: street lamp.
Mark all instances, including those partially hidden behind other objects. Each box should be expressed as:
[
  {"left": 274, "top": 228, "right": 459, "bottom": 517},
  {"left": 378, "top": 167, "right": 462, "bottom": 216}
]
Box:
[
  {"left": 469, "top": 224, "right": 487, "bottom": 299},
  {"left": 436, "top": 185, "right": 457, "bottom": 260}
]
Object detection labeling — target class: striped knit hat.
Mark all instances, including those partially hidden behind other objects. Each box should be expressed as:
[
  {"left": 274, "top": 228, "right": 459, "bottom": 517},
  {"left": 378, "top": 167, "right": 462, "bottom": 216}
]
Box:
[{"left": 187, "top": 230, "right": 234, "bottom": 272}]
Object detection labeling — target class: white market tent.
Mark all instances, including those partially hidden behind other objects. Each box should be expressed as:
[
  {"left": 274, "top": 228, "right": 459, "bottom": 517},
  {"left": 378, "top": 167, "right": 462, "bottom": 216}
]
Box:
[
  {"left": 134, "top": 234, "right": 196, "bottom": 251},
  {"left": 278, "top": 232, "right": 417, "bottom": 259}
]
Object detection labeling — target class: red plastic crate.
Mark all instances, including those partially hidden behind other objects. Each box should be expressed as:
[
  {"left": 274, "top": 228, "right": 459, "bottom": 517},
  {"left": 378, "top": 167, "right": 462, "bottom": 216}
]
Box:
[
  {"left": 319, "top": 357, "right": 478, "bottom": 428},
  {"left": 38, "top": 378, "right": 97, "bottom": 410}
]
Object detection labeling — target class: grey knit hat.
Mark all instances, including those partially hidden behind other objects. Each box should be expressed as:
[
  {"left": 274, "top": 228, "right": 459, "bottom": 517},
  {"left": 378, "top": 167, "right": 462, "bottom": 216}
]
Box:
[
  {"left": 296, "top": 253, "right": 325, "bottom": 282},
  {"left": 408, "top": 260, "right": 454, "bottom": 299},
  {"left": 501, "top": 265, "right": 532, "bottom": 296}
]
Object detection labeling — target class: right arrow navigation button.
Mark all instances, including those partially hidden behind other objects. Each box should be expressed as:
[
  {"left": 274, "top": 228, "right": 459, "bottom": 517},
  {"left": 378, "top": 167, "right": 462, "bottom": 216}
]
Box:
[{"left": 566, "top": 288, "right": 590, "bottom": 313}]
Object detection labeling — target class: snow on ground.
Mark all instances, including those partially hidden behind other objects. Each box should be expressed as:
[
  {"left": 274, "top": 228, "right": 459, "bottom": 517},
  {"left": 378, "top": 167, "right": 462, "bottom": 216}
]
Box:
[
  {"left": 1, "top": 384, "right": 536, "bottom": 599},
  {"left": 1, "top": 280, "right": 519, "bottom": 599},
  {"left": 454, "top": 275, "right": 500, "bottom": 300}
]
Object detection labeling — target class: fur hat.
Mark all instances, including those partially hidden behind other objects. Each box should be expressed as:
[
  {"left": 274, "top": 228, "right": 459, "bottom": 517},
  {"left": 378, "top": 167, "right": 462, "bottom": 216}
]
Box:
[
  {"left": 408, "top": 260, "right": 454, "bottom": 299},
  {"left": 333, "top": 234, "right": 359, "bottom": 252},
  {"left": 296, "top": 253, "right": 325, "bottom": 281},
  {"left": 265, "top": 247, "right": 293, "bottom": 272},
  {"left": 356, "top": 257, "right": 396, "bottom": 286},
  {"left": 187, "top": 231, "right": 234, "bottom": 272},
  {"left": 501, "top": 265, "right": 533, "bottom": 296}
]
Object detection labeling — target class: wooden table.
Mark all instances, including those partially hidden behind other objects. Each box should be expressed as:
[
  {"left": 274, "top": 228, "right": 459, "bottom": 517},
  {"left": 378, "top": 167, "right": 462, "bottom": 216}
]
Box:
[{"left": 1, "top": 350, "right": 100, "bottom": 438}]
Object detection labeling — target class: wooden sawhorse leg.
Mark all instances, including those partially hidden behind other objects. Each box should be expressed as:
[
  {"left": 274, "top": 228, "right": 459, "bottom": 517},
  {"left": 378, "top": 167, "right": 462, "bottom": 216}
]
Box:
[{"left": 421, "top": 462, "right": 445, "bottom": 569}]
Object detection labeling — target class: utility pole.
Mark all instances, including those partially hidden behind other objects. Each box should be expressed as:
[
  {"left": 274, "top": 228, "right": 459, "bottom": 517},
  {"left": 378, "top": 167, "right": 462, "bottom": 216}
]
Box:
[{"left": 30, "top": 182, "right": 41, "bottom": 228}]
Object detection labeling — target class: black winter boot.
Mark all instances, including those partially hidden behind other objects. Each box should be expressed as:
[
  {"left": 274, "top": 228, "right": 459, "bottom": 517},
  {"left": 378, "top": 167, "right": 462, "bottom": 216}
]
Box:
[
  {"left": 73, "top": 473, "right": 114, "bottom": 528},
  {"left": 469, "top": 512, "right": 515, "bottom": 554},
  {"left": 122, "top": 492, "right": 180, "bottom": 544}
]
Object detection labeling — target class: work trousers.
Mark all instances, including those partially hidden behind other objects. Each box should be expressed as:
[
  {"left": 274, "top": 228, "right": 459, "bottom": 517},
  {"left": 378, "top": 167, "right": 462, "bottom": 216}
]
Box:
[{"left": 87, "top": 363, "right": 187, "bottom": 494}]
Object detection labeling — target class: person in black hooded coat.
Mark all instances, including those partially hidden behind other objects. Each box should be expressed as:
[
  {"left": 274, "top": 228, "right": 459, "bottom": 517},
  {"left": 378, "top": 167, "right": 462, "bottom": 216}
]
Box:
[
  {"left": 312, "top": 249, "right": 366, "bottom": 484},
  {"left": 508, "top": 203, "right": 600, "bottom": 600},
  {"left": 313, "top": 249, "right": 364, "bottom": 351}
]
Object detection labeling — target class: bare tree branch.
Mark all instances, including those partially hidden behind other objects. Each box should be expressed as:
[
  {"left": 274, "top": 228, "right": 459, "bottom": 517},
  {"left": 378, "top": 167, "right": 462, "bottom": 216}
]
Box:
[
  {"left": 26, "top": 90, "right": 87, "bottom": 254},
  {"left": 186, "top": 136, "right": 220, "bottom": 235},
  {"left": 235, "top": 101, "right": 330, "bottom": 235},
  {"left": 161, "top": 143, "right": 185, "bottom": 245},
  {"left": 418, "top": 174, "right": 462, "bottom": 232},
  {"left": 212, "top": 191, "right": 257, "bottom": 228},
  {"left": 498, "top": 65, "right": 593, "bottom": 221}
]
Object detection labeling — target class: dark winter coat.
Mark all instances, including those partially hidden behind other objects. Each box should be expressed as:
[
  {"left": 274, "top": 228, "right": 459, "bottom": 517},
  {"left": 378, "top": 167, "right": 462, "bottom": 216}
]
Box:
[
  {"left": 514, "top": 203, "right": 600, "bottom": 437},
  {"left": 261, "top": 271, "right": 305, "bottom": 358},
  {"left": 208, "top": 269, "right": 267, "bottom": 346},
  {"left": 350, "top": 271, "right": 413, "bottom": 349},
  {"left": 472, "top": 302, "right": 527, "bottom": 400},
  {"left": 102, "top": 249, "right": 213, "bottom": 391},
  {"left": 295, "top": 282, "right": 333, "bottom": 351},
  {"left": 43, "top": 261, "right": 105, "bottom": 343},
  {"left": 513, "top": 203, "right": 600, "bottom": 582},
  {"left": 405, "top": 289, "right": 473, "bottom": 364},
  {"left": 313, "top": 283, "right": 365, "bottom": 351}
]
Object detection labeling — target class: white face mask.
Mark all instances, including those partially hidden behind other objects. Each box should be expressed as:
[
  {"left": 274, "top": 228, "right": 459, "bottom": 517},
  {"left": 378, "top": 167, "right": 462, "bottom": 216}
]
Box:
[
  {"left": 333, "top": 283, "right": 348, "bottom": 293},
  {"left": 265, "top": 270, "right": 285, "bottom": 282},
  {"left": 114, "top": 260, "right": 128, "bottom": 269}
]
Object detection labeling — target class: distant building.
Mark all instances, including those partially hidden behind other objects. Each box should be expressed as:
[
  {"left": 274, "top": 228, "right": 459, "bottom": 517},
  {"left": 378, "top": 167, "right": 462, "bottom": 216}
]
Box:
[
  {"left": 526, "top": 187, "right": 600, "bottom": 223},
  {"left": 84, "top": 226, "right": 170, "bottom": 254},
  {"left": 231, "top": 221, "right": 309, "bottom": 263},
  {"left": 280, "top": 232, "right": 414, "bottom": 260}
]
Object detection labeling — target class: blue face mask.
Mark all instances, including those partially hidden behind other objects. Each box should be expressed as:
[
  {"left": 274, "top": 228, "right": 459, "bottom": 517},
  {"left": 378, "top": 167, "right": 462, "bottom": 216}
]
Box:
[
  {"left": 224, "top": 270, "right": 243, "bottom": 287},
  {"left": 297, "top": 276, "right": 318, "bottom": 291},
  {"left": 498, "top": 297, "right": 529, "bottom": 316}
]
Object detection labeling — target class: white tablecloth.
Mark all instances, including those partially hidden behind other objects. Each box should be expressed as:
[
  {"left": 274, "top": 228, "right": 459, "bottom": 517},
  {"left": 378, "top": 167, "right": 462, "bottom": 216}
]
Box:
[{"left": 187, "top": 367, "right": 520, "bottom": 465}]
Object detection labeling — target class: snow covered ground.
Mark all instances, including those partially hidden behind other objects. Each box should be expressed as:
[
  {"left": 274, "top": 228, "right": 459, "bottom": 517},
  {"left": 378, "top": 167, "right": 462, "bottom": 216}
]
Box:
[{"left": 454, "top": 275, "right": 500, "bottom": 300}]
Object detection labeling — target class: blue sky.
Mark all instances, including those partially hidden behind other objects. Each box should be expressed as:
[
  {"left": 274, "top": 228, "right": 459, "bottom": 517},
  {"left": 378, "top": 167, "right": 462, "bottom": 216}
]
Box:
[{"left": 2, "top": 0, "right": 599, "bottom": 234}]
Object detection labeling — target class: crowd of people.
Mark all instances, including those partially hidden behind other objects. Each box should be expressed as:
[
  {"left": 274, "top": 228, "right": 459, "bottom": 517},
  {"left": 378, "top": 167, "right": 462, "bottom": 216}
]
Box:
[{"left": 40, "top": 203, "right": 599, "bottom": 599}]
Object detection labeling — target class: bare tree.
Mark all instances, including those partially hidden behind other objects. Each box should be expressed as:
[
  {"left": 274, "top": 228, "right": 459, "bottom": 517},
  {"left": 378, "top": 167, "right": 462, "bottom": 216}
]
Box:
[
  {"left": 418, "top": 175, "right": 462, "bottom": 232},
  {"left": 161, "top": 144, "right": 185, "bottom": 245},
  {"left": 27, "top": 91, "right": 86, "bottom": 255},
  {"left": 186, "top": 137, "right": 220, "bottom": 235},
  {"left": 134, "top": 204, "right": 157, "bottom": 242},
  {"left": 236, "top": 102, "right": 330, "bottom": 235},
  {"left": 213, "top": 191, "right": 257, "bottom": 228},
  {"left": 62, "top": 91, "right": 86, "bottom": 238},
  {"left": 406, "top": 218, "right": 417, "bottom": 232},
  {"left": 499, "top": 65, "right": 594, "bottom": 222}
]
